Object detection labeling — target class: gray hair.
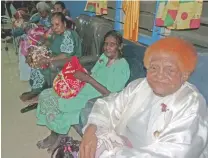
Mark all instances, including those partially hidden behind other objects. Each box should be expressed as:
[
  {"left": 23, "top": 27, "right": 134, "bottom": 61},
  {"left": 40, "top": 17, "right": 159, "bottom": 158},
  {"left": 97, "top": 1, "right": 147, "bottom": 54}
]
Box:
[{"left": 36, "top": 2, "right": 50, "bottom": 12}]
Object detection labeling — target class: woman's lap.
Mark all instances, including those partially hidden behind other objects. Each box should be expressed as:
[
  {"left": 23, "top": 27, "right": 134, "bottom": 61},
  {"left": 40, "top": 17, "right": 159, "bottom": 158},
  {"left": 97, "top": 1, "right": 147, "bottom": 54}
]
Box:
[
  {"left": 36, "top": 88, "right": 88, "bottom": 134},
  {"left": 30, "top": 68, "right": 51, "bottom": 93},
  {"left": 36, "top": 107, "right": 78, "bottom": 134}
]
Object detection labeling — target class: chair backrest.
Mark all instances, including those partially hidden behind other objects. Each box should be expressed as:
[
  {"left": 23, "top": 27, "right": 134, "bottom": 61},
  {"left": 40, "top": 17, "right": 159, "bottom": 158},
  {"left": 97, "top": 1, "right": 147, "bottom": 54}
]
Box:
[
  {"left": 74, "top": 14, "right": 113, "bottom": 57},
  {"left": 74, "top": 14, "right": 92, "bottom": 56},
  {"left": 123, "top": 42, "right": 208, "bottom": 104},
  {"left": 189, "top": 48, "right": 208, "bottom": 104},
  {"left": 123, "top": 40, "right": 147, "bottom": 86},
  {"left": 89, "top": 16, "right": 113, "bottom": 57}
]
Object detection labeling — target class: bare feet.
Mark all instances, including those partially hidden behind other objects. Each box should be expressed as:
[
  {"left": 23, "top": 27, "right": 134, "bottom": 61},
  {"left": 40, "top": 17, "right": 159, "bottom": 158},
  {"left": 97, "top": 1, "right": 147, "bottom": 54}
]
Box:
[
  {"left": 37, "top": 132, "right": 58, "bottom": 149},
  {"left": 23, "top": 95, "right": 39, "bottom": 105},
  {"left": 47, "top": 134, "right": 67, "bottom": 153}
]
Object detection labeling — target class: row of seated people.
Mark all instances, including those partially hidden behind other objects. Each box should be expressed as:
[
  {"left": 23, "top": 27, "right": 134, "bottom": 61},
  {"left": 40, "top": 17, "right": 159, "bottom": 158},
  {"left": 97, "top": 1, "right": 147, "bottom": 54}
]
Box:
[
  {"left": 13, "top": 1, "right": 78, "bottom": 102},
  {"left": 34, "top": 34, "right": 208, "bottom": 156},
  {"left": 11, "top": 1, "right": 131, "bottom": 154},
  {"left": 9, "top": 1, "right": 208, "bottom": 157}
]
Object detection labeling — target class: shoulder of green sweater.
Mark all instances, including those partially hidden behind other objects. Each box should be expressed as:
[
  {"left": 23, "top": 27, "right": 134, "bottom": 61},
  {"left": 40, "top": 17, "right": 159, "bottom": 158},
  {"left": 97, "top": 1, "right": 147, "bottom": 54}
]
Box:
[{"left": 118, "top": 57, "right": 128, "bottom": 64}]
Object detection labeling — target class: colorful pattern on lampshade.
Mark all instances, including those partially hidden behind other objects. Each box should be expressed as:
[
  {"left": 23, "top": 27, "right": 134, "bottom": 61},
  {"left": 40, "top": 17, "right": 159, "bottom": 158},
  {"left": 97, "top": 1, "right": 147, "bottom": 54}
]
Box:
[
  {"left": 84, "top": 1, "right": 107, "bottom": 15},
  {"left": 155, "top": 0, "right": 203, "bottom": 30}
]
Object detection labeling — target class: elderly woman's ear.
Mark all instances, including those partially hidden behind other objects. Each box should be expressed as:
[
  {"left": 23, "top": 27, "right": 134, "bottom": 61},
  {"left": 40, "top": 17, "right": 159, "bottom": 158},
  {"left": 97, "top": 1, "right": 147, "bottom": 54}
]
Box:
[
  {"left": 63, "top": 9, "right": 67, "bottom": 15},
  {"left": 119, "top": 43, "right": 124, "bottom": 50},
  {"left": 182, "top": 71, "right": 191, "bottom": 82}
]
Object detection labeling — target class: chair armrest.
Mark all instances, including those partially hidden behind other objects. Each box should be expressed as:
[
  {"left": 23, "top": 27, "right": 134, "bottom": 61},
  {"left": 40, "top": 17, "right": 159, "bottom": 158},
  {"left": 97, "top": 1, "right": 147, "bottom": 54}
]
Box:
[
  {"left": 79, "top": 55, "right": 98, "bottom": 72},
  {"left": 50, "top": 58, "right": 70, "bottom": 73},
  {"left": 79, "top": 55, "right": 98, "bottom": 64},
  {"left": 49, "top": 56, "right": 98, "bottom": 87},
  {"left": 50, "top": 56, "right": 98, "bottom": 74},
  {"left": 79, "top": 96, "right": 103, "bottom": 128},
  {"left": 73, "top": 96, "right": 103, "bottom": 137}
]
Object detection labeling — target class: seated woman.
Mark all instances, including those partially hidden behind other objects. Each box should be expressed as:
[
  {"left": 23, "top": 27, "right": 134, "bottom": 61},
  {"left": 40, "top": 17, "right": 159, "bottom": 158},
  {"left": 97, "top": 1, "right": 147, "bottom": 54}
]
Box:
[
  {"left": 53, "top": 1, "right": 75, "bottom": 30},
  {"left": 53, "top": 1, "right": 68, "bottom": 15},
  {"left": 80, "top": 37, "right": 208, "bottom": 158},
  {"left": 35, "top": 1, "right": 52, "bottom": 28},
  {"left": 2, "top": 8, "right": 30, "bottom": 41},
  {"left": 3, "top": 2, "right": 52, "bottom": 40},
  {"left": 18, "top": 2, "right": 59, "bottom": 82},
  {"left": 20, "top": 12, "right": 82, "bottom": 107},
  {"left": 36, "top": 30, "right": 130, "bottom": 153}
]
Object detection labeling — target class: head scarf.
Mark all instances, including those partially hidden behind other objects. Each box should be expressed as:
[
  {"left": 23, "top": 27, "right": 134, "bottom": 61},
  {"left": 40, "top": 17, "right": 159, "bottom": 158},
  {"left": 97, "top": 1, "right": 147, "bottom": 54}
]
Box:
[{"left": 143, "top": 37, "right": 197, "bottom": 73}]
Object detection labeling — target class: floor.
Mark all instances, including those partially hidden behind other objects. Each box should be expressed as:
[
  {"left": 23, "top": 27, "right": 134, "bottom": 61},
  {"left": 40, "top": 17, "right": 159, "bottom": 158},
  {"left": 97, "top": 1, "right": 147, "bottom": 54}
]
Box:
[{"left": 1, "top": 42, "right": 81, "bottom": 158}]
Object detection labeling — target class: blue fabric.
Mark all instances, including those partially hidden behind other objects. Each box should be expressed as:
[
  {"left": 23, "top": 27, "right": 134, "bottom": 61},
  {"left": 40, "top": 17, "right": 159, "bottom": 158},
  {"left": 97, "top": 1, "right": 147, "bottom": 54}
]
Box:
[
  {"left": 12, "top": 27, "right": 25, "bottom": 37},
  {"left": 39, "top": 16, "right": 51, "bottom": 28},
  {"left": 29, "top": 13, "right": 41, "bottom": 23},
  {"left": 19, "top": 50, "right": 31, "bottom": 81},
  {"left": 79, "top": 97, "right": 100, "bottom": 128},
  {"left": 123, "top": 40, "right": 146, "bottom": 85}
]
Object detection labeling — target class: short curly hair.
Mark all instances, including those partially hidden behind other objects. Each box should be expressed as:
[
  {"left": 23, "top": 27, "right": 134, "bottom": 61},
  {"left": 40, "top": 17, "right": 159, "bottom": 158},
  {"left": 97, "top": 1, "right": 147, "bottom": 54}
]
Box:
[
  {"left": 143, "top": 37, "right": 198, "bottom": 73},
  {"left": 104, "top": 30, "right": 123, "bottom": 58}
]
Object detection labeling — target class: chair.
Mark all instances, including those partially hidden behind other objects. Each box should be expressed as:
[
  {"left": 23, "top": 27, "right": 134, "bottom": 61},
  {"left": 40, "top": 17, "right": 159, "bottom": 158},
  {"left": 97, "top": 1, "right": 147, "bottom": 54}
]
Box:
[{"left": 1, "top": 3, "right": 19, "bottom": 56}]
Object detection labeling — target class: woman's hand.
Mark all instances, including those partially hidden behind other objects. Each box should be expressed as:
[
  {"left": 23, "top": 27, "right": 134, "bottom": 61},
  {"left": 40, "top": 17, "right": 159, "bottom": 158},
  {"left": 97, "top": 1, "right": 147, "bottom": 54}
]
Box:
[
  {"left": 25, "top": 55, "right": 31, "bottom": 64},
  {"left": 74, "top": 71, "right": 91, "bottom": 82},
  {"left": 79, "top": 124, "right": 98, "bottom": 158}
]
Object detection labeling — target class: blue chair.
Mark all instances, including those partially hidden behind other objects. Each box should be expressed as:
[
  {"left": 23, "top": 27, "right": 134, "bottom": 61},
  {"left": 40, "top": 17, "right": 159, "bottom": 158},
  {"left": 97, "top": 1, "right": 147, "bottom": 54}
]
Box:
[{"left": 189, "top": 48, "right": 208, "bottom": 104}]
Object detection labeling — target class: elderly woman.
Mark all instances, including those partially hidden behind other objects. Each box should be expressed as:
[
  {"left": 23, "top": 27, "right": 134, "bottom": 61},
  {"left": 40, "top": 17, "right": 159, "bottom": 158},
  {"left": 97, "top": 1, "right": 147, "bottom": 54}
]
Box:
[
  {"left": 80, "top": 37, "right": 208, "bottom": 158},
  {"left": 5, "top": 2, "right": 52, "bottom": 39},
  {"left": 36, "top": 30, "right": 130, "bottom": 153},
  {"left": 53, "top": 1, "right": 68, "bottom": 15},
  {"left": 32, "top": 1, "right": 52, "bottom": 28},
  {"left": 20, "top": 12, "right": 82, "bottom": 109}
]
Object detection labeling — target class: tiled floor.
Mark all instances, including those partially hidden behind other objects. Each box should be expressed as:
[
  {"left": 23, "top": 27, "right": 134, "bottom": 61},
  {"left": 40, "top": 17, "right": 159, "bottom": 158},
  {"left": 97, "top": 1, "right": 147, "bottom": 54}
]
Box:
[{"left": 1, "top": 42, "right": 81, "bottom": 158}]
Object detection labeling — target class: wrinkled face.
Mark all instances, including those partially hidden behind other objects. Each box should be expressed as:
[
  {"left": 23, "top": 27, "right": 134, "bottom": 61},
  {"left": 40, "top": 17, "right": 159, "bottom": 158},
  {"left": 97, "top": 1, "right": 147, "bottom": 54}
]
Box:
[
  {"left": 51, "top": 16, "right": 65, "bottom": 34},
  {"left": 53, "top": 4, "right": 65, "bottom": 13},
  {"left": 146, "top": 53, "right": 189, "bottom": 97},
  {"left": 39, "top": 10, "right": 48, "bottom": 18},
  {"left": 103, "top": 36, "right": 119, "bottom": 59}
]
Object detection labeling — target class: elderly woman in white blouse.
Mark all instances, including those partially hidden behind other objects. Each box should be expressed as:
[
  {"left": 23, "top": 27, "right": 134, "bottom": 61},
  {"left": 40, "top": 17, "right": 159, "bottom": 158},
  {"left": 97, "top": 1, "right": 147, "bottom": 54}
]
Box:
[{"left": 79, "top": 37, "right": 208, "bottom": 158}]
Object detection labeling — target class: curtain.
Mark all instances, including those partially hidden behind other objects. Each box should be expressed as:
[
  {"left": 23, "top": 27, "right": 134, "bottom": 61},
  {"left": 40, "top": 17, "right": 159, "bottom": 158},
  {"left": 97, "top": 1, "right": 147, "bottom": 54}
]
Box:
[{"left": 122, "top": 0, "right": 140, "bottom": 42}]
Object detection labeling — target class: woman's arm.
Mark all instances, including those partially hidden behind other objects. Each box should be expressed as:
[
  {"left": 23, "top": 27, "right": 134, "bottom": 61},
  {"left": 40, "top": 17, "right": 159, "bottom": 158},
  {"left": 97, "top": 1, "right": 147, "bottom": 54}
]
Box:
[
  {"left": 37, "top": 53, "right": 68, "bottom": 66},
  {"left": 84, "top": 79, "right": 142, "bottom": 131},
  {"left": 50, "top": 53, "right": 68, "bottom": 61},
  {"left": 73, "top": 71, "right": 110, "bottom": 96},
  {"left": 88, "top": 77, "right": 110, "bottom": 96},
  {"left": 80, "top": 79, "right": 143, "bottom": 158}
]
